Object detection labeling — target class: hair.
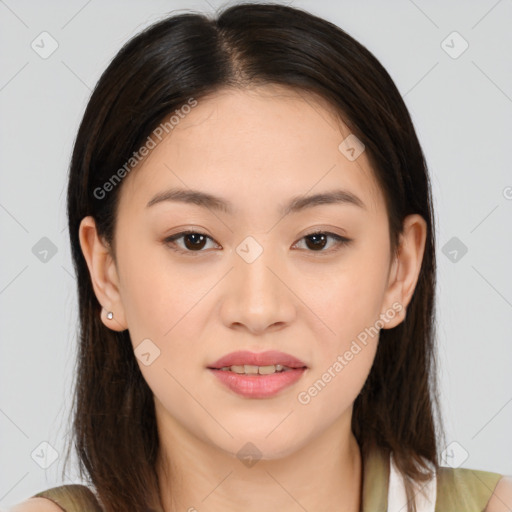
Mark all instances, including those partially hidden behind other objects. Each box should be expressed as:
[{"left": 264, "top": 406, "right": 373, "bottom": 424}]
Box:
[{"left": 62, "top": 3, "right": 444, "bottom": 511}]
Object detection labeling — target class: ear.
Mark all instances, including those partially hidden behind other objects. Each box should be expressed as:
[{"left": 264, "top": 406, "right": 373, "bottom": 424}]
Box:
[
  {"left": 78, "top": 216, "right": 128, "bottom": 331},
  {"left": 380, "top": 214, "right": 427, "bottom": 329}
]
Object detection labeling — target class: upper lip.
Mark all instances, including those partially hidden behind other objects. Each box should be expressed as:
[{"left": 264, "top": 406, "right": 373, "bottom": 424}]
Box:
[{"left": 207, "top": 350, "right": 307, "bottom": 369}]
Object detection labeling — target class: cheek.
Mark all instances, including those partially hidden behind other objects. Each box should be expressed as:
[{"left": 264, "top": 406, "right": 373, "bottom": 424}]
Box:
[
  {"left": 117, "top": 234, "right": 203, "bottom": 342},
  {"left": 312, "top": 254, "right": 390, "bottom": 350},
  {"left": 296, "top": 239, "right": 389, "bottom": 408},
  {"left": 296, "top": 272, "right": 382, "bottom": 419},
  {"left": 297, "top": 339, "right": 377, "bottom": 418},
  {"left": 117, "top": 240, "right": 217, "bottom": 406}
]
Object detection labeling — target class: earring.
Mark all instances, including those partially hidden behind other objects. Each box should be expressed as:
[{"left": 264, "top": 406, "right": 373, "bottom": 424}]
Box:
[{"left": 106, "top": 311, "right": 114, "bottom": 320}]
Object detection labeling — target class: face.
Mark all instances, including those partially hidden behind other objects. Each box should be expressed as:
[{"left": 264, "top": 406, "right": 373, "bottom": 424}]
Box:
[{"left": 80, "top": 85, "right": 423, "bottom": 462}]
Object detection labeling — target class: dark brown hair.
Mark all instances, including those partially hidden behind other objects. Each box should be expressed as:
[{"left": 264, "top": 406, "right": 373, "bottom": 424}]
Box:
[{"left": 62, "top": 3, "right": 444, "bottom": 511}]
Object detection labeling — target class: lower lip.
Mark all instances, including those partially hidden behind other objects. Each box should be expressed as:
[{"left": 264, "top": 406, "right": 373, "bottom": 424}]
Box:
[{"left": 208, "top": 368, "right": 307, "bottom": 398}]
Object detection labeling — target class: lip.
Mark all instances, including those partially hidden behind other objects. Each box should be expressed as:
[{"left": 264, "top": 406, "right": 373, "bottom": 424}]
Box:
[
  {"left": 207, "top": 350, "right": 308, "bottom": 370},
  {"left": 208, "top": 367, "right": 307, "bottom": 399}
]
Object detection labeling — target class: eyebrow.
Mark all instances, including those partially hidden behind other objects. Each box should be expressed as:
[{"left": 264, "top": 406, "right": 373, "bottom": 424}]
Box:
[{"left": 145, "top": 187, "right": 366, "bottom": 215}]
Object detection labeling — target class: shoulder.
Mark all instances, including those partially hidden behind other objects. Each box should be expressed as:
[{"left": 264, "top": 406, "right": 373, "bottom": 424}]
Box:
[
  {"left": 484, "top": 475, "right": 512, "bottom": 512},
  {"left": 8, "top": 484, "right": 102, "bottom": 512},
  {"left": 436, "top": 465, "right": 506, "bottom": 510},
  {"left": 8, "top": 497, "right": 63, "bottom": 511}
]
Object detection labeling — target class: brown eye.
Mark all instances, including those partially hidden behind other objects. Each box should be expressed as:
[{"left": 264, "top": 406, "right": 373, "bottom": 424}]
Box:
[
  {"left": 181, "top": 233, "right": 208, "bottom": 250},
  {"left": 164, "top": 230, "right": 351, "bottom": 256},
  {"left": 305, "top": 233, "right": 329, "bottom": 251},
  {"left": 164, "top": 231, "right": 217, "bottom": 253},
  {"left": 294, "top": 231, "right": 351, "bottom": 253}
]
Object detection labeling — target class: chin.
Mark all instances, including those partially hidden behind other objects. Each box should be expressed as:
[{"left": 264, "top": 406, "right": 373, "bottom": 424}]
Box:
[{"left": 214, "top": 427, "right": 309, "bottom": 463}]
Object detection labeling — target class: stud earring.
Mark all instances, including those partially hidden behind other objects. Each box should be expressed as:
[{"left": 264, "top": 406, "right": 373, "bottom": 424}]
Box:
[{"left": 106, "top": 311, "right": 114, "bottom": 320}]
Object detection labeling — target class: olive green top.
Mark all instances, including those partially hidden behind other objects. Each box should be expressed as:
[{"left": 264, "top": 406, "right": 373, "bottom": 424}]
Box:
[{"left": 32, "top": 446, "right": 503, "bottom": 511}]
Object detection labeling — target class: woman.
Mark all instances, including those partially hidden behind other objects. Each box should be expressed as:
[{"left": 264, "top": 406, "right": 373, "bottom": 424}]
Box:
[{"left": 11, "top": 2, "right": 511, "bottom": 511}]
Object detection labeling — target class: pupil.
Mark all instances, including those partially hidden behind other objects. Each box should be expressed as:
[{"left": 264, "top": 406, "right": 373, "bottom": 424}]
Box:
[
  {"left": 185, "top": 233, "right": 206, "bottom": 250},
  {"left": 306, "top": 233, "right": 326, "bottom": 250}
]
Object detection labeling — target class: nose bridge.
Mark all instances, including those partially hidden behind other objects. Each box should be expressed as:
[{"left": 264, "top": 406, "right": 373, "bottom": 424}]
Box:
[
  {"left": 222, "top": 233, "right": 294, "bottom": 330},
  {"left": 235, "top": 233, "right": 282, "bottom": 299}
]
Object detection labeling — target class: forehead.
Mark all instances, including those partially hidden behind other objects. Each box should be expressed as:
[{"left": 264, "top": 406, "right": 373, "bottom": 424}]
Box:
[{"left": 120, "top": 85, "right": 385, "bottom": 216}]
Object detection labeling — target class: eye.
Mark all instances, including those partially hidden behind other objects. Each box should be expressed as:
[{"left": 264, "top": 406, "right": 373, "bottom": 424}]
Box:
[
  {"left": 292, "top": 231, "right": 352, "bottom": 253},
  {"left": 164, "top": 230, "right": 218, "bottom": 254},
  {"left": 163, "top": 230, "right": 352, "bottom": 255}
]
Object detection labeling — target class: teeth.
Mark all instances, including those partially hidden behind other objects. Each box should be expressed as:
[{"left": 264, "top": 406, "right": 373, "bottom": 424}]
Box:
[
  {"left": 219, "top": 364, "right": 290, "bottom": 374},
  {"left": 258, "top": 364, "right": 281, "bottom": 375}
]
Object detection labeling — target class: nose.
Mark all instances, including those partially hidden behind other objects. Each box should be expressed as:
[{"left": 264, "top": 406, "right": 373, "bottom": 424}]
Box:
[{"left": 219, "top": 239, "right": 296, "bottom": 335}]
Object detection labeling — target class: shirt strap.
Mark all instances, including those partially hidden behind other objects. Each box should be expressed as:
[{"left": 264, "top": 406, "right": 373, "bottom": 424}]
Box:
[{"left": 387, "top": 452, "right": 437, "bottom": 512}]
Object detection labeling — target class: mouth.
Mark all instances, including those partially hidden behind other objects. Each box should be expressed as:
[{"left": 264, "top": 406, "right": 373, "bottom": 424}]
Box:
[
  {"left": 207, "top": 350, "right": 308, "bottom": 398},
  {"left": 211, "top": 363, "right": 305, "bottom": 374},
  {"left": 207, "top": 350, "right": 308, "bottom": 371}
]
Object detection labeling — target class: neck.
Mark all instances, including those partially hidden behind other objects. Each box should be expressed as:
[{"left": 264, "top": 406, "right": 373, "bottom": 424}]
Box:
[{"left": 155, "top": 410, "right": 362, "bottom": 512}]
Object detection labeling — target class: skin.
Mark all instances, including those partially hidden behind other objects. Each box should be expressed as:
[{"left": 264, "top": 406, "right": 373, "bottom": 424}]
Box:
[
  {"left": 79, "top": 85, "right": 426, "bottom": 512},
  {"left": 10, "top": 86, "right": 512, "bottom": 512}
]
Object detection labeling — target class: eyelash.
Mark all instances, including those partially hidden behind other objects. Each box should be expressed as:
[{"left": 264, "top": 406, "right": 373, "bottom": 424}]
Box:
[{"left": 163, "top": 230, "right": 352, "bottom": 256}]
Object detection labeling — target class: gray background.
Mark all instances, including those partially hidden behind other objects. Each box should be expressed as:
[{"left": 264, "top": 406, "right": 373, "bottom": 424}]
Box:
[{"left": 1, "top": 0, "right": 511, "bottom": 508}]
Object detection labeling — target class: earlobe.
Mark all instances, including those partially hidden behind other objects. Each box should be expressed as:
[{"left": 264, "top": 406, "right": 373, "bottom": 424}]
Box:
[
  {"left": 381, "top": 214, "right": 427, "bottom": 329},
  {"left": 78, "top": 216, "right": 128, "bottom": 331}
]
